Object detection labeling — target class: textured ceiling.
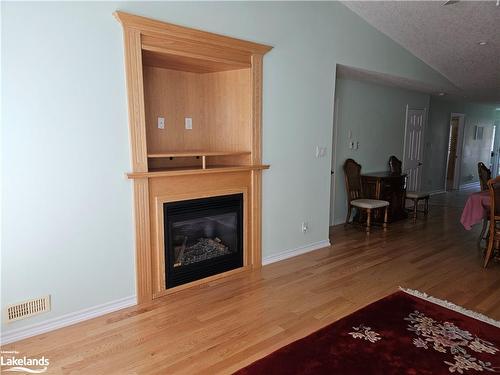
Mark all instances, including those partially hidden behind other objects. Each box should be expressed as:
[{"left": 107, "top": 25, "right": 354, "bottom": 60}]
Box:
[{"left": 342, "top": 1, "right": 500, "bottom": 105}]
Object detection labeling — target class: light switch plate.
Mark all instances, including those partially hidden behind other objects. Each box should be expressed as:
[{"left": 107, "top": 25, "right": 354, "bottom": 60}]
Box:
[
  {"left": 185, "top": 117, "right": 193, "bottom": 130},
  {"left": 315, "top": 146, "right": 327, "bottom": 158}
]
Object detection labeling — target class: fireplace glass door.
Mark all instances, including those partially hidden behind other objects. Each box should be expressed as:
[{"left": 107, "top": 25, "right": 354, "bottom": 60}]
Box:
[{"left": 164, "top": 194, "right": 243, "bottom": 288}]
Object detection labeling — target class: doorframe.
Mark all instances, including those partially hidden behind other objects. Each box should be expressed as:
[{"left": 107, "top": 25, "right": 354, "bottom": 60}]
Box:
[
  {"left": 402, "top": 105, "right": 427, "bottom": 191},
  {"left": 329, "top": 91, "right": 340, "bottom": 226},
  {"left": 444, "top": 113, "right": 465, "bottom": 191},
  {"left": 490, "top": 122, "right": 499, "bottom": 177}
]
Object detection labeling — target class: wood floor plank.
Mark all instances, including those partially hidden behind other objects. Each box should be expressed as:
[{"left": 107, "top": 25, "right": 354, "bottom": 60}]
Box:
[{"left": 2, "top": 191, "right": 499, "bottom": 374}]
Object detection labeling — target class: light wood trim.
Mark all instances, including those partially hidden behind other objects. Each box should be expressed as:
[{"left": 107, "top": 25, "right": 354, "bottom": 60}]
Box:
[
  {"left": 142, "top": 35, "right": 251, "bottom": 66},
  {"left": 249, "top": 55, "right": 264, "bottom": 267},
  {"left": 133, "top": 179, "right": 153, "bottom": 302},
  {"left": 250, "top": 170, "right": 262, "bottom": 267},
  {"left": 154, "top": 195, "right": 166, "bottom": 294},
  {"left": 153, "top": 188, "right": 249, "bottom": 298},
  {"left": 155, "top": 266, "right": 251, "bottom": 298},
  {"left": 113, "top": 11, "right": 273, "bottom": 55},
  {"left": 127, "top": 164, "right": 270, "bottom": 179},
  {"left": 148, "top": 151, "right": 251, "bottom": 158},
  {"left": 122, "top": 28, "right": 148, "bottom": 172},
  {"left": 251, "top": 54, "right": 263, "bottom": 165},
  {"left": 121, "top": 24, "right": 151, "bottom": 303}
]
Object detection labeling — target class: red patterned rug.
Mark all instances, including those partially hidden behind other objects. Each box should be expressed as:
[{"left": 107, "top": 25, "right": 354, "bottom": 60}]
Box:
[{"left": 235, "top": 289, "right": 500, "bottom": 374}]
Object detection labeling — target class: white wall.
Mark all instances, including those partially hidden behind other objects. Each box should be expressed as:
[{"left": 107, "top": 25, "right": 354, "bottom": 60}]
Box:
[
  {"left": 331, "top": 77, "right": 430, "bottom": 225},
  {"left": 1, "top": 1, "right": 454, "bottom": 335}
]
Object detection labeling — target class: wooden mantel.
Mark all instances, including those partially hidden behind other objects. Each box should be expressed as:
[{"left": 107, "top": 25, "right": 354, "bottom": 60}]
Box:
[
  {"left": 127, "top": 164, "right": 270, "bottom": 179},
  {"left": 115, "top": 11, "right": 272, "bottom": 303}
]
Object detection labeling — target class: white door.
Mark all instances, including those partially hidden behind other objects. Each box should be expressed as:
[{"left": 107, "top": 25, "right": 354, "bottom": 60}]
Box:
[
  {"left": 445, "top": 114, "right": 465, "bottom": 190},
  {"left": 404, "top": 107, "right": 426, "bottom": 192}
]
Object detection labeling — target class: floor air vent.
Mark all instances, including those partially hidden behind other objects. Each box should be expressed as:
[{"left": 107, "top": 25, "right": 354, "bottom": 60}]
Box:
[{"left": 6, "top": 296, "right": 51, "bottom": 323}]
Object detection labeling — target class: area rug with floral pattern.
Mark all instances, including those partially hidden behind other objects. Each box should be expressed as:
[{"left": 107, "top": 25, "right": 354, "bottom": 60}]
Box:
[{"left": 234, "top": 288, "right": 500, "bottom": 374}]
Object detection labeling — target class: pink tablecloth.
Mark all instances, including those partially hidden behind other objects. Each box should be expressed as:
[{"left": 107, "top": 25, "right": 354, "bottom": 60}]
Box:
[{"left": 460, "top": 191, "right": 490, "bottom": 230}]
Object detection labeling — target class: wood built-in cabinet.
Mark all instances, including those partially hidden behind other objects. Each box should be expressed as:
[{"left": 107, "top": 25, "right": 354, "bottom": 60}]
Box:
[{"left": 114, "top": 12, "right": 272, "bottom": 302}]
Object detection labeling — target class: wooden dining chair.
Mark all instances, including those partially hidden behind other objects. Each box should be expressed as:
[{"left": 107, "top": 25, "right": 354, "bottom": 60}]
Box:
[
  {"left": 484, "top": 176, "right": 500, "bottom": 267},
  {"left": 343, "top": 159, "right": 389, "bottom": 233},
  {"left": 478, "top": 162, "right": 491, "bottom": 191},
  {"left": 388, "top": 155, "right": 429, "bottom": 222},
  {"left": 478, "top": 162, "right": 492, "bottom": 248},
  {"left": 388, "top": 155, "right": 402, "bottom": 175}
]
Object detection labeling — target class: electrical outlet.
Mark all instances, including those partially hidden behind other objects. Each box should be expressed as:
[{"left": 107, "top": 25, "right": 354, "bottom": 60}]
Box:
[
  {"left": 301, "top": 222, "right": 309, "bottom": 233},
  {"left": 185, "top": 117, "right": 193, "bottom": 130},
  {"left": 157, "top": 117, "right": 165, "bottom": 129}
]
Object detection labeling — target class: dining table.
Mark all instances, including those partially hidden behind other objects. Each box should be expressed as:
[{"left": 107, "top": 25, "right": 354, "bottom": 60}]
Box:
[{"left": 460, "top": 190, "right": 490, "bottom": 230}]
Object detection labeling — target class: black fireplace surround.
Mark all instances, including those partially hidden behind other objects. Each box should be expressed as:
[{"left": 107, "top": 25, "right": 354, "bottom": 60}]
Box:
[{"left": 163, "top": 193, "right": 243, "bottom": 288}]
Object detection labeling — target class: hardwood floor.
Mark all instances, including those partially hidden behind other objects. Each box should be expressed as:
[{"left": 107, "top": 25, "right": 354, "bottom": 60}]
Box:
[{"left": 2, "top": 192, "right": 499, "bottom": 374}]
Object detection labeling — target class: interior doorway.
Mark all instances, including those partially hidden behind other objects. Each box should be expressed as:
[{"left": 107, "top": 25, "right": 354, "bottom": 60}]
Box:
[
  {"left": 445, "top": 113, "right": 465, "bottom": 191},
  {"left": 329, "top": 94, "right": 340, "bottom": 226},
  {"left": 403, "top": 107, "right": 426, "bottom": 192}
]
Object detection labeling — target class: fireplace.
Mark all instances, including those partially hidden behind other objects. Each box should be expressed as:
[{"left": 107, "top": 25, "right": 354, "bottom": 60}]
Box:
[{"left": 163, "top": 193, "right": 244, "bottom": 288}]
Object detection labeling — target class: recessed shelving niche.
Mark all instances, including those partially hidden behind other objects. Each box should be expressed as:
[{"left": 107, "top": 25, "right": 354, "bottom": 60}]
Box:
[
  {"left": 140, "top": 37, "right": 261, "bottom": 174},
  {"left": 115, "top": 11, "right": 271, "bottom": 302}
]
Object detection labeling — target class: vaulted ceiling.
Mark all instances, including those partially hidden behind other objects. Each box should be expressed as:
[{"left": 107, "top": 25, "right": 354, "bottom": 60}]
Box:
[{"left": 342, "top": 1, "right": 500, "bottom": 105}]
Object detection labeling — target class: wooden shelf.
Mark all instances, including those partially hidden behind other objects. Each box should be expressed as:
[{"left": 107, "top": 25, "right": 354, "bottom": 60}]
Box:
[
  {"left": 147, "top": 151, "right": 251, "bottom": 158},
  {"left": 127, "top": 164, "right": 269, "bottom": 179}
]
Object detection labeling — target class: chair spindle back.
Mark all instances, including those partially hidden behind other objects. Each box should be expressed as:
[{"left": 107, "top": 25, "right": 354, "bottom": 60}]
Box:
[
  {"left": 388, "top": 155, "right": 402, "bottom": 175},
  {"left": 488, "top": 176, "right": 500, "bottom": 219},
  {"left": 343, "top": 159, "right": 363, "bottom": 202},
  {"left": 479, "top": 162, "right": 491, "bottom": 191}
]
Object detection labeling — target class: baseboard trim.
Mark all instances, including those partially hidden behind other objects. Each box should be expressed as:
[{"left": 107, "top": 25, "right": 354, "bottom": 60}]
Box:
[
  {"left": 262, "top": 240, "right": 331, "bottom": 265},
  {"left": 429, "top": 189, "right": 446, "bottom": 196},
  {"left": 459, "top": 181, "right": 480, "bottom": 190},
  {"left": 2, "top": 242, "right": 332, "bottom": 343},
  {"left": 1, "top": 295, "right": 137, "bottom": 345}
]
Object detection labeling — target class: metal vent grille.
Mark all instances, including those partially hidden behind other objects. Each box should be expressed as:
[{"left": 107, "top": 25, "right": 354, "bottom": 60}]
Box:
[{"left": 6, "top": 296, "right": 51, "bottom": 323}]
